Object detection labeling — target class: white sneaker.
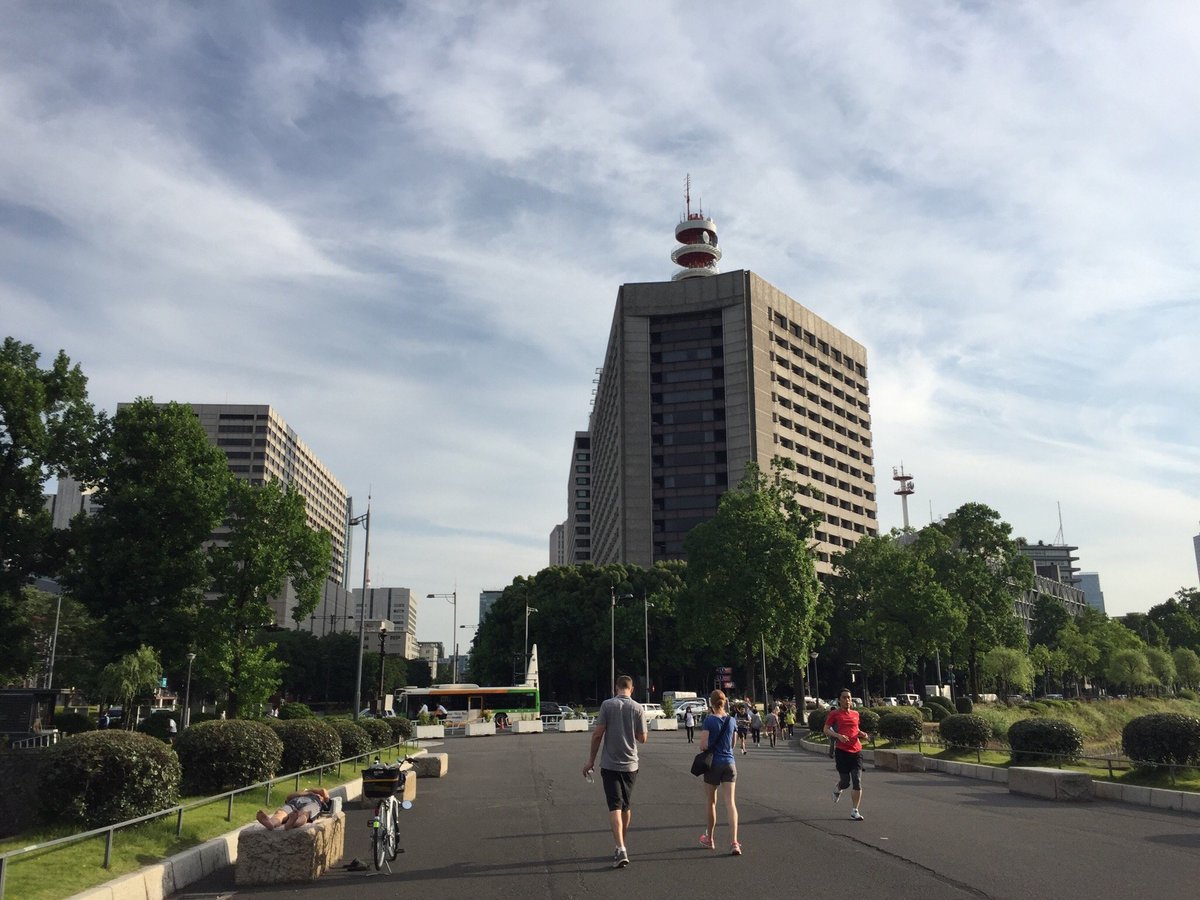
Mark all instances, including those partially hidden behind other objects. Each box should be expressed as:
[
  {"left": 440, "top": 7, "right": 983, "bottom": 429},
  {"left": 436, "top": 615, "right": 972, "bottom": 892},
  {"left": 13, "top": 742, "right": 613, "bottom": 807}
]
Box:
[
  {"left": 850, "top": 809, "right": 864, "bottom": 821},
  {"left": 832, "top": 788, "right": 842, "bottom": 804}
]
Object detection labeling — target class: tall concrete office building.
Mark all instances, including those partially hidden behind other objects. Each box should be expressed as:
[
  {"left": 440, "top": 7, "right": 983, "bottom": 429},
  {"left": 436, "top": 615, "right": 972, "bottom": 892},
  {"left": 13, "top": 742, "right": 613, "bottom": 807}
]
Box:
[
  {"left": 184, "top": 404, "right": 352, "bottom": 586},
  {"left": 587, "top": 197, "right": 877, "bottom": 576}
]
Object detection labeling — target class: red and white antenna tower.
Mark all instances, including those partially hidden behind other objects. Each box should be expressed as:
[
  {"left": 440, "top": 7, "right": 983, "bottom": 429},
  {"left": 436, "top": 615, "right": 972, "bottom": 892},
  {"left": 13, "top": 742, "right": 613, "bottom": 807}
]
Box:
[
  {"left": 893, "top": 465, "right": 915, "bottom": 529},
  {"left": 670, "top": 174, "right": 721, "bottom": 281}
]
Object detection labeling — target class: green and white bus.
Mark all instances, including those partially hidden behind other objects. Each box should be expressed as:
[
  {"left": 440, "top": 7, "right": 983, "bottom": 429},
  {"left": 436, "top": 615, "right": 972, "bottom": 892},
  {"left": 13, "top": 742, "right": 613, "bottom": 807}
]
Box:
[{"left": 394, "top": 684, "right": 540, "bottom": 722}]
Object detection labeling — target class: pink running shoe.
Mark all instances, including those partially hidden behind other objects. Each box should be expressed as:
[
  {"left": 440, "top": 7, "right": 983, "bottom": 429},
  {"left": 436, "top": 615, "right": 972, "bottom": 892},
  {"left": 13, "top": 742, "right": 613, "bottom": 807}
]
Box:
[
  {"left": 699, "top": 833, "right": 714, "bottom": 849},
  {"left": 731, "top": 841, "right": 743, "bottom": 856}
]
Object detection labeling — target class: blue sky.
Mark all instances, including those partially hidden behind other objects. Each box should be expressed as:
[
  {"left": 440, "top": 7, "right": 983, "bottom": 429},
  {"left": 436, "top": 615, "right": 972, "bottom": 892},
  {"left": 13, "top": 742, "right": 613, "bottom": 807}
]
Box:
[{"left": 4, "top": 2, "right": 1198, "bottom": 649}]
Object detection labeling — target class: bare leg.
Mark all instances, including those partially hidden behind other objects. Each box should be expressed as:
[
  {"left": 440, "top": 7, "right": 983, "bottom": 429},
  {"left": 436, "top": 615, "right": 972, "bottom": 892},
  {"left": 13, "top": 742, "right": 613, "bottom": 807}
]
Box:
[
  {"left": 608, "top": 809, "right": 626, "bottom": 848},
  {"left": 256, "top": 810, "right": 279, "bottom": 830},
  {"left": 283, "top": 809, "right": 308, "bottom": 830},
  {"left": 704, "top": 783, "right": 718, "bottom": 839},
  {"left": 724, "top": 782, "right": 739, "bottom": 845},
  {"left": 852, "top": 788, "right": 863, "bottom": 809}
]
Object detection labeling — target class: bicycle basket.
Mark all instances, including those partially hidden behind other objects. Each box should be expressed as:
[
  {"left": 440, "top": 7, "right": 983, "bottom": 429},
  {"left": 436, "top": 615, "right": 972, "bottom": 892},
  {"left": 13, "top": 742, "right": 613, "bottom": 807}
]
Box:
[{"left": 362, "top": 766, "right": 403, "bottom": 799}]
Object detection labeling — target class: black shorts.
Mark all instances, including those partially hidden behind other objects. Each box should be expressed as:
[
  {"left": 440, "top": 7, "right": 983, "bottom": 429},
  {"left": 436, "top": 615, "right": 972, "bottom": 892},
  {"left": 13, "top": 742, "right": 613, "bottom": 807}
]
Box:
[
  {"left": 601, "top": 768, "right": 637, "bottom": 811},
  {"left": 703, "top": 761, "right": 737, "bottom": 786},
  {"left": 834, "top": 749, "right": 863, "bottom": 789}
]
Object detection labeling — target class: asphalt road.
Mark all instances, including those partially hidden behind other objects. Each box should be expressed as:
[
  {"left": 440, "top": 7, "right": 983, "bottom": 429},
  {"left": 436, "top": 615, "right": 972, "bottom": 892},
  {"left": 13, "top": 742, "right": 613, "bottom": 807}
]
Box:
[{"left": 177, "top": 729, "right": 1200, "bottom": 899}]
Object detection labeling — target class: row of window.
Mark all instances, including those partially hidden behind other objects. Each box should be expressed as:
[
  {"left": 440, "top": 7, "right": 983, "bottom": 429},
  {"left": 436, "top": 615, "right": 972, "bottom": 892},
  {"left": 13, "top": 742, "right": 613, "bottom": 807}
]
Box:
[
  {"left": 770, "top": 339, "right": 869, "bottom": 418},
  {"left": 651, "top": 366, "right": 723, "bottom": 385},
  {"left": 653, "top": 387, "right": 725, "bottom": 405},
  {"left": 774, "top": 434, "right": 874, "bottom": 480},
  {"left": 652, "top": 429, "right": 724, "bottom": 447},
  {"left": 768, "top": 310, "right": 867, "bottom": 379},
  {"left": 771, "top": 374, "right": 871, "bottom": 446}
]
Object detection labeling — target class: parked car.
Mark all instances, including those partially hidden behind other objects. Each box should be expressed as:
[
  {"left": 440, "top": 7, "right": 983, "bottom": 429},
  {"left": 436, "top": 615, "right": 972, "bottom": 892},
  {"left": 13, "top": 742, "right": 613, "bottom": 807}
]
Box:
[
  {"left": 358, "top": 707, "right": 397, "bottom": 718},
  {"left": 896, "top": 693, "right": 922, "bottom": 707},
  {"left": 675, "top": 699, "right": 709, "bottom": 721},
  {"left": 540, "top": 701, "right": 566, "bottom": 718},
  {"left": 880, "top": 697, "right": 899, "bottom": 707},
  {"left": 642, "top": 703, "right": 665, "bottom": 720}
]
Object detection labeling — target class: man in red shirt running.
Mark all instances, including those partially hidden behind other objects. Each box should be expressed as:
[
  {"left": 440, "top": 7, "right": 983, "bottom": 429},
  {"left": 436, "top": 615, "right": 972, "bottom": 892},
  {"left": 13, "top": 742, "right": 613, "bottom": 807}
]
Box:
[{"left": 823, "top": 688, "right": 871, "bottom": 821}]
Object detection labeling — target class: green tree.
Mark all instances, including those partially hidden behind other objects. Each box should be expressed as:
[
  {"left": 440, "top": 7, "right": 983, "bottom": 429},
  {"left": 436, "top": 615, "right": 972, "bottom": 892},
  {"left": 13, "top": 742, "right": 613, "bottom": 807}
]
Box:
[
  {"left": 0, "top": 337, "right": 105, "bottom": 683},
  {"left": 65, "top": 399, "right": 233, "bottom": 664},
  {"left": 681, "top": 461, "right": 823, "bottom": 699},
  {"left": 1147, "top": 591, "right": 1200, "bottom": 653},
  {"left": 1172, "top": 647, "right": 1200, "bottom": 689},
  {"left": 829, "top": 529, "right": 964, "bottom": 698},
  {"left": 1029, "top": 595, "right": 1070, "bottom": 650},
  {"left": 927, "top": 503, "right": 1031, "bottom": 699},
  {"left": 203, "top": 479, "right": 331, "bottom": 718},
  {"left": 1057, "top": 621, "right": 1099, "bottom": 697},
  {"left": 97, "top": 645, "right": 162, "bottom": 728},
  {"left": 1106, "top": 648, "right": 1152, "bottom": 696},
  {"left": 1029, "top": 644, "right": 1052, "bottom": 695},
  {"left": 1121, "top": 612, "right": 1167, "bottom": 649},
  {"left": 1144, "top": 647, "right": 1176, "bottom": 695},
  {"left": 981, "top": 646, "right": 1034, "bottom": 701}
]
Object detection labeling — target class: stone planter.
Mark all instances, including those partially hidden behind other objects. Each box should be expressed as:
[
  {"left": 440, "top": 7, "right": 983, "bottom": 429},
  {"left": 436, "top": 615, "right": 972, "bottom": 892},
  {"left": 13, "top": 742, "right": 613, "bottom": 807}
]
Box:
[
  {"left": 649, "top": 717, "right": 678, "bottom": 731},
  {"left": 560, "top": 718, "right": 588, "bottom": 732},
  {"left": 414, "top": 724, "right": 444, "bottom": 740},
  {"left": 465, "top": 720, "right": 496, "bottom": 737},
  {"left": 514, "top": 719, "right": 544, "bottom": 734}
]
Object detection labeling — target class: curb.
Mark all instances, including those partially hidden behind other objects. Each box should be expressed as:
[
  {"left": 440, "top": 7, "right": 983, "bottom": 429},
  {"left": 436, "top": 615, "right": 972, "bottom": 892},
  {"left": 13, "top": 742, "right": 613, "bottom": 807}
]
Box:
[{"left": 796, "top": 738, "right": 1199, "bottom": 812}]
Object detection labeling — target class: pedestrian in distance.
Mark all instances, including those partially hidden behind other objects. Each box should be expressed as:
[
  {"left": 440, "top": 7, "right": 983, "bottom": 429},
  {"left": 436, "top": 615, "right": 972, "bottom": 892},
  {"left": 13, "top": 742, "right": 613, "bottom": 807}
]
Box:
[
  {"left": 698, "top": 689, "right": 741, "bottom": 855},
  {"left": 734, "top": 702, "right": 750, "bottom": 755},
  {"left": 583, "top": 674, "right": 648, "bottom": 868},
  {"left": 784, "top": 704, "right": 796, "bottom": 738},
  {"left": 824, "top": 688, "right": 870, "bottom": 821},
  {"left": 750, "top": 707, "right": 762, "bottom": 745},
  {"left": 684, "top": 706, "right": 696, "bottom": 743},
  {"left": 764, "top": 707, "right": 779, "bottom": 748}
]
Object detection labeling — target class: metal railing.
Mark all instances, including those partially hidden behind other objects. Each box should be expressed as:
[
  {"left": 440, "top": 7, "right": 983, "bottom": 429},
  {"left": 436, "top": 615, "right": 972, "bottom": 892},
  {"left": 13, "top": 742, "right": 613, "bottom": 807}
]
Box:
[{"left": 0, "top": 740, "right": 409, "bottom": 899}]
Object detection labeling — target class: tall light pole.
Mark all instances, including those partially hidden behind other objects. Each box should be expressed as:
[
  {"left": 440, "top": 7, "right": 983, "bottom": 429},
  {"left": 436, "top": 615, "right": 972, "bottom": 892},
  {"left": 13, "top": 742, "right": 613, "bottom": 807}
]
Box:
[
  {"left": 643, "top": 591, "right": 651, "bottom": 704},
  {"left": 45, "top": 594, "right": 63, "bottom": 690},
  {"left": 183, "top": 652, "right": 196, "bottom": 728},
  {"left": 810, "top": 651, "right": 820, "bottom": 706},
  {"left": 376, "top": 620, "right": 392, "bottom": 710},
  {"left": 611, "top": 587, "right": 633, "bottom": 693},
  {"left": 760, "top": 635, "right": 769, "bottom": 709},
  {"left": 459, "top": 624, "right": 477, "bottom": 683},
  {"left": 350, "top": 498, "right": 371, "bottom": 720},
  {"left": 524, "top": 604, "right": 538, "bottom": 683},
  {"left": 427, "top": 591, "right": 458, "bottom": 682}
]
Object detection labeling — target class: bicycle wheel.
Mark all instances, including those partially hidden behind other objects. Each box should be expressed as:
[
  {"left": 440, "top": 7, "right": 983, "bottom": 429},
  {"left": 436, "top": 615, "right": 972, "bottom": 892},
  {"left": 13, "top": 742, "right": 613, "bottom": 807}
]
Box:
[
  {"left": 387, "top": 797, "right": 402, "bottom": 860},
  {"left": 371, "top": 800, "right": 387, "bottom": 870}
]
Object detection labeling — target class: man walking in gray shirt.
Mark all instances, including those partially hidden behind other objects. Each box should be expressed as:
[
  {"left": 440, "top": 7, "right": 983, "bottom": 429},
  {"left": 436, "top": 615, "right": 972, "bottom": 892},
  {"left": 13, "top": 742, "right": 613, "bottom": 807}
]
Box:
[{"left": 583, "top": 674, "right": 648, "bottom": 868}]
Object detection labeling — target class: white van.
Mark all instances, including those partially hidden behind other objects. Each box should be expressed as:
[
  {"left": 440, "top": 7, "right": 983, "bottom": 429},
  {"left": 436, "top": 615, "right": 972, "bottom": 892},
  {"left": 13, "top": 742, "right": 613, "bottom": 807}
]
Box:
[
  {"left": 642, "top": 703, "right": 665, "bottom": 720},
  {"left": 896, "top": 694, "right": 923, "bottom": 707}
]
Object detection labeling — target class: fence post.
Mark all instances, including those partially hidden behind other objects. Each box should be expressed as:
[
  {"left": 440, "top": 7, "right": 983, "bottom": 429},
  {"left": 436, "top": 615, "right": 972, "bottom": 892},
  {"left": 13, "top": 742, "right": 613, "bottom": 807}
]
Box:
[
  {"left": 226, "top": 794, "right": 234, "bottom": 822},
  {"left": 1107, "top": 758, "right": 1113, "bottom": 780},
  {"left": 104, "top": 828, "right": 114, "bottom": 868},
  {"left": 176, "top": 807, "right": 184, "bottom": 836}
]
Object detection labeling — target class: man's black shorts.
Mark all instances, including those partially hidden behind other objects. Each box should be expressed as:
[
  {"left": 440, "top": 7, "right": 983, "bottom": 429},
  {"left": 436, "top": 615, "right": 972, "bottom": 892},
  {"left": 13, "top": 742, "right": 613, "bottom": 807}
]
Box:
[
  {"left": 834, "top": 748, "right": 863, "bottom": 774},
  {"left": 600, "top": 768, "right": 637, "bottom": 811}
]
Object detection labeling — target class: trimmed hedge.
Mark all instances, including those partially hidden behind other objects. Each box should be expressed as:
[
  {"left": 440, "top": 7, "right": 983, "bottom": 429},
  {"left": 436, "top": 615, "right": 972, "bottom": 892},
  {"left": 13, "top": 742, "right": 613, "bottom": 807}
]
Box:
[
  {"left": 136, "top": 710, "right": 180, "bottom": 743},
  {"left": 278, "top": 702, "right": 315, "bottom": 720},
  {"left": 928, "top": 703, "right": 951, "bottom": 722},
  {"left": 175, "top": 719, "right": 283, "bottom": 795},
  {"left": 857, "top": 708, "right": 880, "bottom": 736},
  {"left": 267, "top": 719, "right": 343, "bottom": 773},
  {"left": 1006, "top": 717, "right": 1083, "bottom": 763},
  {"left": 924, "top": 695, "right": 955, "bottom": 716},
  {"left": 1121, "top": 713, "right": 1200, "bottom": 768},
  {"left": 386, "top": 716, "right": 412, "bottom": 742},
  {"left": 955, "top": 696, "right": 974, "bottom": 714},
  {"left": 807, "top": 708, "right": 828, "bottom": 734},
  {"left": 38, "top": 731, "right": 181, "bottom": 828},
  {"left": 356, "top": 716, "right": 394, "bottom": 749},
  {"left": 325, "top": 718, "right": 373, "bottom": 760},
  {"left": 938, "top": 714, "right": 992, "bottom": 750},
  {"left": 878, "top": 711, "right": 924, "bottom": 743},
  {"left": 919, "top": 705, "right": 934, "bottom": 721},
  {"left": 53, "top": 711, "right": 96, "bottom": 735}
]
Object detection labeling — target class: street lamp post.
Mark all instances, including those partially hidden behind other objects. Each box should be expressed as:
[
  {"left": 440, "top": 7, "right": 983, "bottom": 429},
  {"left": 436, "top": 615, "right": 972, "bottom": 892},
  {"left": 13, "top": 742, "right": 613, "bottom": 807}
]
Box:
[
  {"left": 524, "top": 603, "right": 538, "bottom": 683},
  {"left": 643, "top": 591, "right": 651, "bottom": 704},
  {"left": 350, "top": 499, "right": 371, "bottom": 720},
  {"left": 184, "top": 652, "right": 196, "bottom": 728},
  {"left": 45, "top": 594, "right": 63, "bottom": 690},
  {"left": 610, "top": 587, "right": 633, "bottom": 693},
  {"left": 810, "top": 651, "right": 820, "bottom": 706},
  {"left": 376, "top": 621, "right": 392, "bottom": 711},
  {"left": 760, "top": 635, "right": 769, "bottom": 709},
  {"left": 427, "top": 591, "right": 458, "bottom": 682}
]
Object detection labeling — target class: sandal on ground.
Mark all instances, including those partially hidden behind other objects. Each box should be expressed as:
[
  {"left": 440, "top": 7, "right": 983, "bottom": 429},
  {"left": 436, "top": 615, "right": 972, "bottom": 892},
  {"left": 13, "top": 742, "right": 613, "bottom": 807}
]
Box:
[{"left": 731, "top": 841, "right": 742, "bottom": 855}]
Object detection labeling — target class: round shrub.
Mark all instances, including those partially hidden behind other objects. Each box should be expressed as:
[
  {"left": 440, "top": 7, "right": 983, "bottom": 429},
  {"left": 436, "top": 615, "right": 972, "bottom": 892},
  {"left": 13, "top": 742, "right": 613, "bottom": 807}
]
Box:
[
  {"left": 807, "top": 708, "right": 829, "bottom": 734},
  {"left": 278, "top": 702, "right": 315, "bottom": 720},
  {"left": 38, "top": 731, "right": 181, "bottom": 828},
  {"left": 857, "top": 708, "right": 880, "bottom": 736},
  {"left": 137, "top": 710, "right": 181, "bottom": 743},
  {"left": 890, "top": 705, "right": 924, "bottom": 722},
  {"left": 387, "top": 716, "right": 412, "bottom": 742},
  {"left": 269, "top": 719, "right": 342, "bottom": 774},
  {"left": 925, "top": 695, "right": 955, "bottom": 714},
  {"left": 325, "top": 718, "right": 373, "bottom": 760},
  {"left": 920, "top": 705, "right": 934, "bottom": 721},
  {"left": 878, "top": 711, "right": 924, "bottom": 743},
  {"left": 53, "top": 711, "right": 96, "bottom": 735},
  {"left": 955, "top": 696, "right": 974, "bottom": 714},
  {"left": 175, "top": 719, "right": 283, "bottom": 795},
  {"left": 928, "top": 703, "right": 950, "bottom": 722},
  {"left": 357, "top": 716, "right": 394, "bottom": 749},
  {"left": 1019, "top": 701, "right": 1049, "bottom": 715},
  {"left": 1177, "top": 689, "right": 1198, "bottom": 701},
  {"left": 938, "top": 714, "right": 992, "bottom": 750},
  {"left": 1122, "top": 713, "right": 1200, "bottom": 768},
  {"left": 975, "top": 708, "right": 1011, "bottom": 740},
  {"left": 1007, "top": 717, "right": 1083, "bottom": 763}
]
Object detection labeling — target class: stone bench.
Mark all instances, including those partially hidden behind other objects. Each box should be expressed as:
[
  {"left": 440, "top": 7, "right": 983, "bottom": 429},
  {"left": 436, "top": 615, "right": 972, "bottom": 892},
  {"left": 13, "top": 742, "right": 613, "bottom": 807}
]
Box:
[
  {"left": 236, "top": 811, "right": 345, "bottom": 885},
  {"left": 514, "top": 719, "right": 544, "bottom": 733},
  {"left": 1008, "top": 766, "right": 1092, "bottom": 801},
  {"left": 411, "top": 752, "right": 448, "bottom": 778},
  {"left": 873, "top": 749, "right": 926, "bottom": 772}
]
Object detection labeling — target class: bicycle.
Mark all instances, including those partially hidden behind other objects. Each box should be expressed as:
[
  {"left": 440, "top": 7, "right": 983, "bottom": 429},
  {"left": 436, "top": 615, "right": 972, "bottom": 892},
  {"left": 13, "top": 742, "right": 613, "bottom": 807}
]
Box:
[{"left": 361, "top": 755, "right": 415, "bottom": 872}]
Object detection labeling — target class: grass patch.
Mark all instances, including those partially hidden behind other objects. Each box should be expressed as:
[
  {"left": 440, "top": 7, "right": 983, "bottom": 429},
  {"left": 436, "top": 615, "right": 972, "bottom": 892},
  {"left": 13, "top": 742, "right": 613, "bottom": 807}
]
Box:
[{"left": 0, "top": 744, "right": 415, "bottom": 900}]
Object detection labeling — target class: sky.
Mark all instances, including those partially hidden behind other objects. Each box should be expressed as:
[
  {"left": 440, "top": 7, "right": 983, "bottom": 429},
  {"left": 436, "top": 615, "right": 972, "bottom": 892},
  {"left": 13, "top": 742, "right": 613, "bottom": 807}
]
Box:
[{"left": 4, "top": 1, "right": 1199, "bottom": 650}]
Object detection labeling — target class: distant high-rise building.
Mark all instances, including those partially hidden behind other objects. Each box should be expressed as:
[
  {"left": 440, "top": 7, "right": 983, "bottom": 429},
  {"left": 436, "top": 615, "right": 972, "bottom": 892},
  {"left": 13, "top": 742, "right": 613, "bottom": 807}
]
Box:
[
  {"left": 563, "top": 431, "right": 592, "bottom": 563},
  {"left": 351, "top": 587, "right": 419, "bottom": 658},
  {"left": 42, "top": 476, "right": 99, "bottom": 529},
  {"left": 1018, "top": 541, "right": 1080, "bottom": 585},
  {"left": 549, "top": 522, "right": 567, "bottom": 565},
  {"left": 1193, "top": 524, "right": 1200, "bottom": 585},
  {"left": 479, "top": 590, "right": 503, "bottom": 623},
  {"left": 1078, "top": 572, "right": 1106, "bottom": 613},
  {"left": 583, "top": 199, "right": 876, "bottom": 576}
]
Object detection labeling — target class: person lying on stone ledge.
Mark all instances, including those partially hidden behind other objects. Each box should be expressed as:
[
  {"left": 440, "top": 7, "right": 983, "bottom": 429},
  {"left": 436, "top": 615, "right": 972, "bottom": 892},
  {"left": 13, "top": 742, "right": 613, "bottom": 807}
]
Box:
[{"left": 256, "top": 787, "right": 331, "bottom": 830}]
